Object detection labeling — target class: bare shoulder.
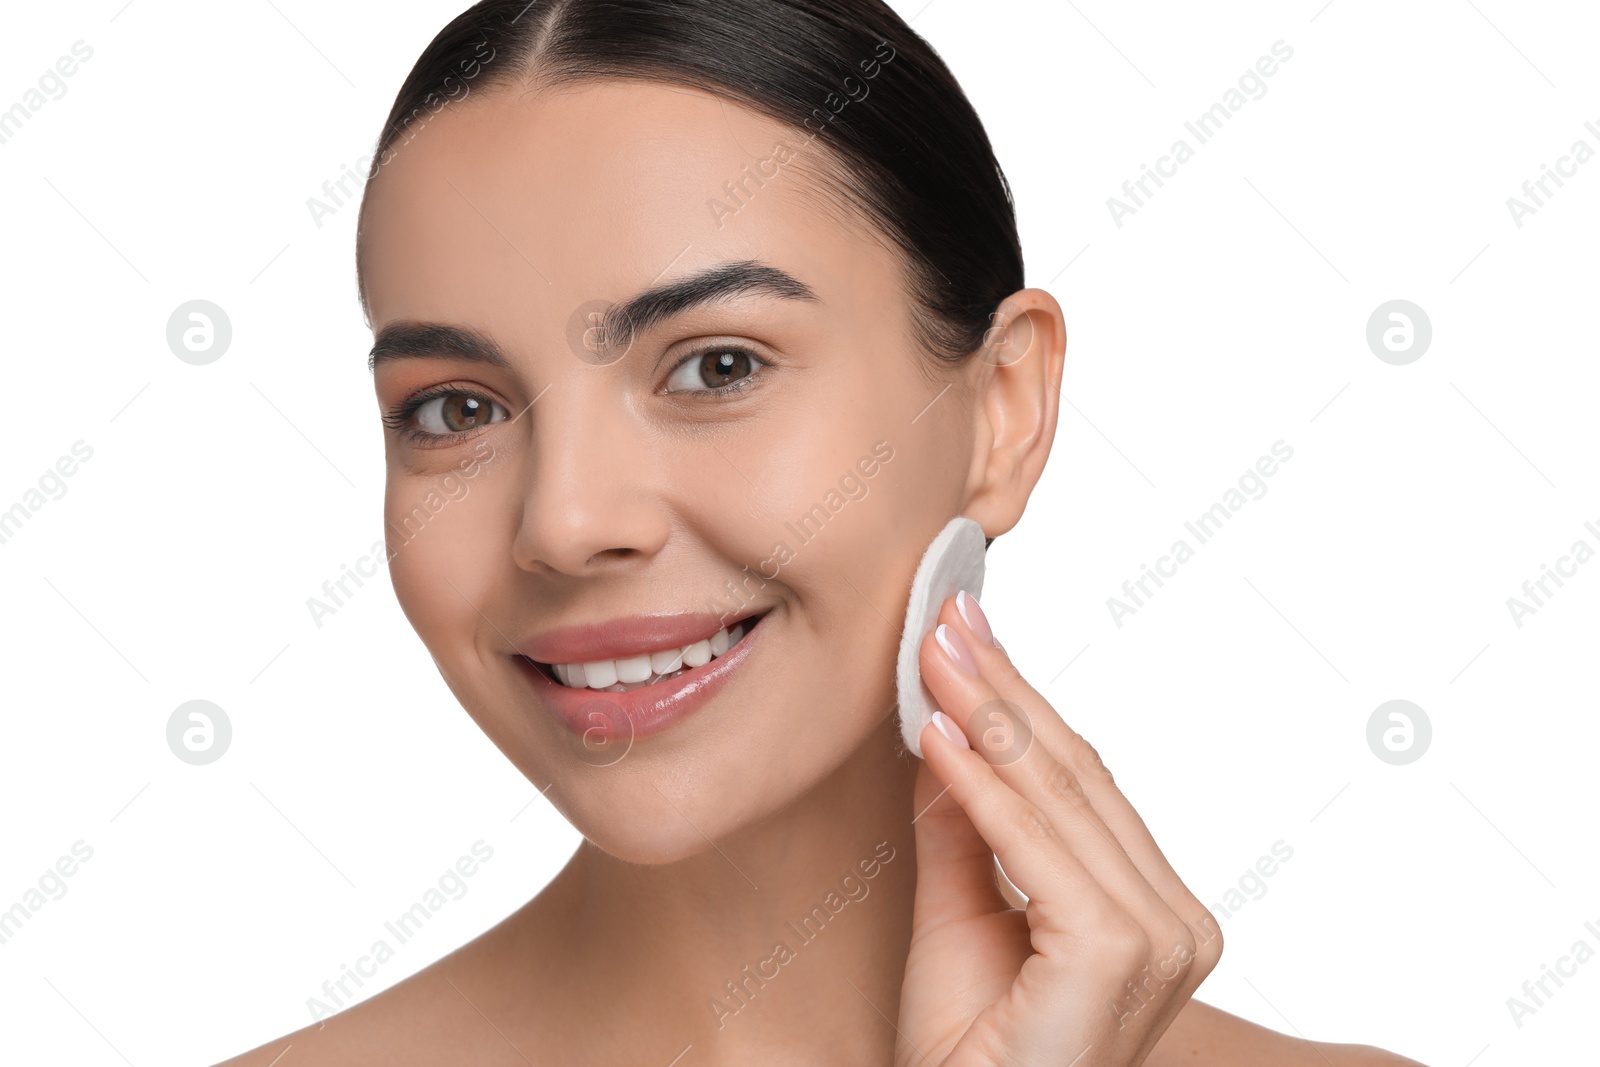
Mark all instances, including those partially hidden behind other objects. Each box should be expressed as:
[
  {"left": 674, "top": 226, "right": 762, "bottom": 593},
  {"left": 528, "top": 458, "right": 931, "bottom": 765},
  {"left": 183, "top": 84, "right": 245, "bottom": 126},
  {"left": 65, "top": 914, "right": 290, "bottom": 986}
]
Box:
[
  {"left": 208, "top": 933, "right": 530, "bottom": 1067},
  {"left": 1146, "top": 998, "right": 1432, "bottom": 1067}
]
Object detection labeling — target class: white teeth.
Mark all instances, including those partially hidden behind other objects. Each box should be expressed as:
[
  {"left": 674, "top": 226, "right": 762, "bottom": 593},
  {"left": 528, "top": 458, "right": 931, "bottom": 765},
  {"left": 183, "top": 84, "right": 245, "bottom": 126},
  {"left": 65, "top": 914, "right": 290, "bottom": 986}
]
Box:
[
  {"left": 546, "top": 620, "right": 752, "bottom": 691},
  {"left": 615, "top": 654, "right": 652, "bottom": 684},
  {"left": 583, "top": 659, "right": 618, "bottom": 688}
]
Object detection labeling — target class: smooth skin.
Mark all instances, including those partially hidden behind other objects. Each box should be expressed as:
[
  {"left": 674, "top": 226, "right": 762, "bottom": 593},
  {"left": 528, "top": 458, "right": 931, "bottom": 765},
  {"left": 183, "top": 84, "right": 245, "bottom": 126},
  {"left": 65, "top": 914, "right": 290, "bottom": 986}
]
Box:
[
  {"left": 214, "top": 76, "right": 1426, "bottom": 1066},
  {"left": 907, "top": 594, "right": 1427, "bottom": 1066}
]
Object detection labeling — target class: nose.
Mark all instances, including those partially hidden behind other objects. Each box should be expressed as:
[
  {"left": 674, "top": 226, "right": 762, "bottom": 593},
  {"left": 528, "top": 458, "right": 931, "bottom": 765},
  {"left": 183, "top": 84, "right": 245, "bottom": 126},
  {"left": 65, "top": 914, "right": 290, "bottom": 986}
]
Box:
[{"left": 510, "top": 382, "right": 670, "bottom": 577}]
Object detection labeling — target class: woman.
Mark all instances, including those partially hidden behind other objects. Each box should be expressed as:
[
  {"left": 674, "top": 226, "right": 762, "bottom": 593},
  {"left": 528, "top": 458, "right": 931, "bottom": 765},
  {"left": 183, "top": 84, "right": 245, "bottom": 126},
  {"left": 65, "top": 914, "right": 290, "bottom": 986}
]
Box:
[{"left": 221, "top": 1, "right": 1425, "bottom": 1063}]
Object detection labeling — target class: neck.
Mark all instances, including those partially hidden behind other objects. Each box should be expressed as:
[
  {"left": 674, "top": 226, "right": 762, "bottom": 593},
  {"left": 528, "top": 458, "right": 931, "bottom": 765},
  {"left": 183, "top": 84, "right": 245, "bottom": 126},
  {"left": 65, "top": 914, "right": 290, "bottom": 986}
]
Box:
[{"left": 533, "top": 711, "right": 921, "bottom": 1066}]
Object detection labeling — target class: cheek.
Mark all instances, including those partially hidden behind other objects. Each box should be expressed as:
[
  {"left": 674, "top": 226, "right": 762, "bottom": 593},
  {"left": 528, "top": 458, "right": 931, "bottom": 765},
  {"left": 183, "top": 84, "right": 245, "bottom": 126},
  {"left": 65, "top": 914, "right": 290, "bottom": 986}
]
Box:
[
  {"left": 722, "top": 451, "right": 920, "bottom": 693},
  {"left": 384, "top": 476, "right": 504, "bottom": 659},
  {"left": 682, "top": 393, "right": 957, "bottom": 631}
]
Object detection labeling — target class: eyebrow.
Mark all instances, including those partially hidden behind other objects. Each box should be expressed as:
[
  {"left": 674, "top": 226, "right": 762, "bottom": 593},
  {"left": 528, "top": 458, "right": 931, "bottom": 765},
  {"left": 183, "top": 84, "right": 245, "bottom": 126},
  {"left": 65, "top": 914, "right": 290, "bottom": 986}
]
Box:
[
  {"left": 368, "top": 260, "right": 819, "bottom": 371},
  {"left": 368, "top": 321, "right": 508, "bottom": 372}
]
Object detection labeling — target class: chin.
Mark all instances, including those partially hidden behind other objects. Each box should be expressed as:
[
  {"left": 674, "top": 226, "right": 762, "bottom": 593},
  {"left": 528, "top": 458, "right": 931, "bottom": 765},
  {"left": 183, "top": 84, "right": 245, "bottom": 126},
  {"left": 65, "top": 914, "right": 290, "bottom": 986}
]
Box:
[
  {"left": 565, "top": 799, "right": 753, "bottom": 867},
  {"left": 594, "top": 829, "right": 717, "bottom": 867},
  {"left": 440, "top": 614, "right": 877, "bottom": 865}
]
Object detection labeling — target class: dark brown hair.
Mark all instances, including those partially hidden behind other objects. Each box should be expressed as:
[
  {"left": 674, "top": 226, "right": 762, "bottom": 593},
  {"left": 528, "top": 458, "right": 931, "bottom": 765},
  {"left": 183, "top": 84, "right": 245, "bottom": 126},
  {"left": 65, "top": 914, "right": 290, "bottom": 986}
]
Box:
[{"left": 358, "top": 0, "right": 1024, "bottom": 377}]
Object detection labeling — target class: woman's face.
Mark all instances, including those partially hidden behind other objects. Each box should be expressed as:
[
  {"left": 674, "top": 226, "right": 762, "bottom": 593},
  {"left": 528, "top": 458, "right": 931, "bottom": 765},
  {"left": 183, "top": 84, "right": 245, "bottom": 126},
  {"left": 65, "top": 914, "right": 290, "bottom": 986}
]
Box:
[{"left": 360, "top": 78, "right": 994, "bottom": 863}]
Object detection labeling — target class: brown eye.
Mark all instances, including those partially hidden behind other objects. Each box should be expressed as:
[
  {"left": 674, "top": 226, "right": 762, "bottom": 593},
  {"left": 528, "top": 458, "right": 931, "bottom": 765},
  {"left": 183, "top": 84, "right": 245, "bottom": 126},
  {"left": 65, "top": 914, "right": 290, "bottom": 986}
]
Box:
[
  {"left": 414, "top": 392, "right": 506, "bottom": 434},
  {"left": 665, "top": 344, "right": 767, "bottom": 394}
]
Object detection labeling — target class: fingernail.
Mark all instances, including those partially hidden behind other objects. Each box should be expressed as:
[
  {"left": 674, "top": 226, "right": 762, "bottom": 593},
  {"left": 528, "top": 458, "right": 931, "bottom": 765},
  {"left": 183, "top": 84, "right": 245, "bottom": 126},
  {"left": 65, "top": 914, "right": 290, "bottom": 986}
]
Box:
[
  {"left": 932, "top": 710, "right": 970, "bottom": 750},
  {"left": 935, "top": 623, "right": 979, "bottom": 676},
  {"left": 955, "top": 589, "right": 995, "bottom": 647}
]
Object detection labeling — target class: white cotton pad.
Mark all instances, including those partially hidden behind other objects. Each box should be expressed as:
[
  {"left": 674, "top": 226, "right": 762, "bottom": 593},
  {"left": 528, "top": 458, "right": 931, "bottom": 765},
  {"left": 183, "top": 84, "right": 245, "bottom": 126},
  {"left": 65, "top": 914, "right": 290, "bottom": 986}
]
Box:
[{"left": 895, "top": 516, "right": 988, "bottom": 758}]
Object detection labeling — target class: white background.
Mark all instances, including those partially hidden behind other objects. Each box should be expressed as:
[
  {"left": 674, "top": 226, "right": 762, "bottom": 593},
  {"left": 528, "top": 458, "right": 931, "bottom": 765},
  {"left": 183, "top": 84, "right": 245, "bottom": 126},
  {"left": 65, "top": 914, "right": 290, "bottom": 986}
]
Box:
[{"left": 1, "top": 1, "right": 1596, "bottom": 1064}]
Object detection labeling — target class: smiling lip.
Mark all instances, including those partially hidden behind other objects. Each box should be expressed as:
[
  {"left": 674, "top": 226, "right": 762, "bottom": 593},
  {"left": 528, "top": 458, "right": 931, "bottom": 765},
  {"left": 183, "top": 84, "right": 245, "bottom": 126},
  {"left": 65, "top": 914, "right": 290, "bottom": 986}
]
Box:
[
  {"left": 512, "top": 609, "right": 770, "bottom": 742},
  {"left": 515, "top": 611, "right": 748, "bottom": 665}
]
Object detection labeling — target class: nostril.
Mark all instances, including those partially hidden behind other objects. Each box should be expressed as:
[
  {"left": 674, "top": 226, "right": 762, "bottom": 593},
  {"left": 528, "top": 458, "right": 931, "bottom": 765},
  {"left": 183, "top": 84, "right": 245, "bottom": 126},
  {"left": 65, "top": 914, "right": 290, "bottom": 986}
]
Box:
[{"left": 587, "top": 546, "right": 644, "bottom": 566}]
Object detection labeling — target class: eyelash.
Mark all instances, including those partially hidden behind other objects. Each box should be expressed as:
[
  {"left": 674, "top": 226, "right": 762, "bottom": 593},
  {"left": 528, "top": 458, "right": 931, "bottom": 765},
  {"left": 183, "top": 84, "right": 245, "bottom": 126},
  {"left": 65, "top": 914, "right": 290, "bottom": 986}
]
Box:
[
  {"left": 381, "top": 344, "right": 769, "bottom": 446},
  {"left": 380, "top": 382, "right": 500, "bottom": 447},
  {"left": 664, "top": 342, "right": 769, "bottom": 400}
]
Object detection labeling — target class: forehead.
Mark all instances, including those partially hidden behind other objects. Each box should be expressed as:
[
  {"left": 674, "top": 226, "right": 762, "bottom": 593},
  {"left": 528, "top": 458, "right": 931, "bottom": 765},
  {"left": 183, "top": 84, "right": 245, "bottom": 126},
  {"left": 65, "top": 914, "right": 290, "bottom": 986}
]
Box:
[{"left": 358, "top": 77, "right": 901, "bottom": 334}]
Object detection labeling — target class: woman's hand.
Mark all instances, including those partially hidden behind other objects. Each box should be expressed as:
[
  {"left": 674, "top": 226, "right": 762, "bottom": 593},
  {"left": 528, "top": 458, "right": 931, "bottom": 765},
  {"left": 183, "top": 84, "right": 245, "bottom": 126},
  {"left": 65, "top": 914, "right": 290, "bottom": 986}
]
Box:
[{"left": 896, "top": 590, "right": 1222, "bottom": 1067}]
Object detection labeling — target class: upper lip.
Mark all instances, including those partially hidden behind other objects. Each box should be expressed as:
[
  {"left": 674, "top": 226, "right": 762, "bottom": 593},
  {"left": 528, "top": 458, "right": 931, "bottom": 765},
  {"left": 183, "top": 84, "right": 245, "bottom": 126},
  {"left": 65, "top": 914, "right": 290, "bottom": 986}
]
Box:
[{"left": 514, "top": 609, "right": 766, "bottom": 665}]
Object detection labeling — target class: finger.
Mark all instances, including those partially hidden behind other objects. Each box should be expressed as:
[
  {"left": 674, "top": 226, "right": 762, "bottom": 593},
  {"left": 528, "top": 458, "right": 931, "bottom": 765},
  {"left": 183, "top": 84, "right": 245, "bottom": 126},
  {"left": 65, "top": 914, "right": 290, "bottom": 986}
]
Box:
[
  {"left": 919, "top": 632, "right": 1184, "bottom": 939},
  {"left": 942, "top": 592, "right": 1223, "bottom": 960},
  {"left": 924, "top": 717, "right": 1218, "bottom": 1019},
  {"left": 907, "top": 755, "right": 1011, "bottom": 928},
  {"left": 919, "top": 707, "right": 1136, "bottom": 948}
]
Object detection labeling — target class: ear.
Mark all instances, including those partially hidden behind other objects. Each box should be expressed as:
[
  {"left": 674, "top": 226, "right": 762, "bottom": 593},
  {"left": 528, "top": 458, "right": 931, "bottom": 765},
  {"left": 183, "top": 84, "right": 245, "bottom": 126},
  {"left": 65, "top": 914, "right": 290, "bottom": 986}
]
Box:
[{"left": 960, "top": 287, "right": 1066, "bottom": 540}]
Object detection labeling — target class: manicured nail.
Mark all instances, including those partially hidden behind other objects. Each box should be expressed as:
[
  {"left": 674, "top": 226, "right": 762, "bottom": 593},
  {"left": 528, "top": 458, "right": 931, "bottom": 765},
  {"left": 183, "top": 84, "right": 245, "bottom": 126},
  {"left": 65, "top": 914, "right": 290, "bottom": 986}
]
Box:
[
  {"left": 955, "top": 589, "right": 995, "bottom": 647},
  {"left": 932, "top": 710, "right": 970, "bottom": 750},
  {"left": 935, "top": 623, "right": 979, "bottom": 676}
]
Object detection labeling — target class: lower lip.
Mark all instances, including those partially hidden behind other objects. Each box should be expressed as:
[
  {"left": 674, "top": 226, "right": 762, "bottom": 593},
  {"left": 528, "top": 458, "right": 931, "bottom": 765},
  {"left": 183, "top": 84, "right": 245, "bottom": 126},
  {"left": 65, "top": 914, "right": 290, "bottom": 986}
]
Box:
[{"left": 513, "top": 611, "right": 769, "bottom": 744}]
